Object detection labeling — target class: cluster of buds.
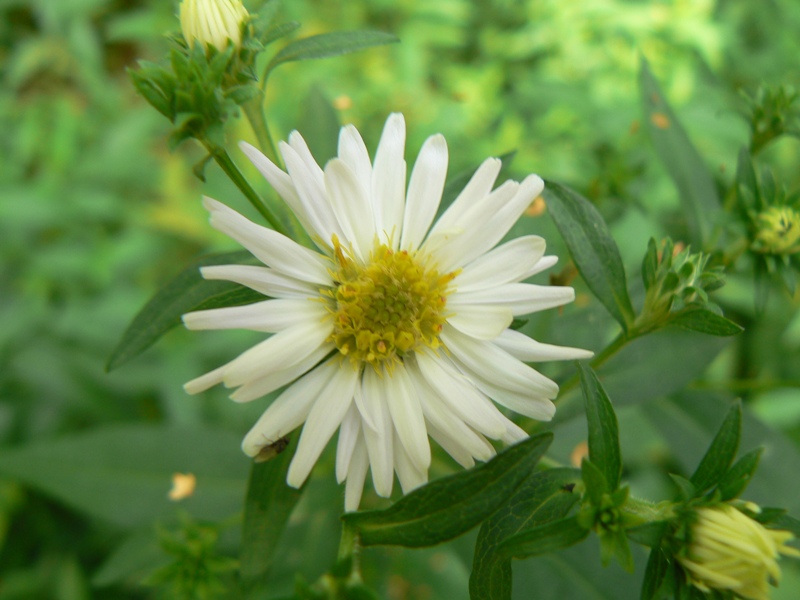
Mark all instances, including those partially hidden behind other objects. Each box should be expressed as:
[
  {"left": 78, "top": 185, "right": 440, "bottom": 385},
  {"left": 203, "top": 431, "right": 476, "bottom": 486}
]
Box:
[{"left": 740, "top": 84, "right": 800, "bottom": 155}]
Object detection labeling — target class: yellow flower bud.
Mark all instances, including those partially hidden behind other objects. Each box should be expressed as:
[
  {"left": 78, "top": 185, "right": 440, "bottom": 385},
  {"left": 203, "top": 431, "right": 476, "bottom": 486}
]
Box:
[
  {"left": 180, "top": 0, "right": 249, "bottom": 51},
  {"left": 754, "top": 206, "right": 800, "bottom": 255},
  {"left": 678, "top": 504, "right": 800, "bottom": 600}
]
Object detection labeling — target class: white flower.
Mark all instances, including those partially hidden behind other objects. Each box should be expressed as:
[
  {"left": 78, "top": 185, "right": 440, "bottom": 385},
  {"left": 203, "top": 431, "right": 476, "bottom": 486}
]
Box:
[
  {"left": 183, "top": 114, "right": 592, "bottom": 510},
  {"left": 180, "top": 0, "right": 248, "bottom": 51},
  {"left": 678, "top": 504, "right": 800, "bottom": 600}
]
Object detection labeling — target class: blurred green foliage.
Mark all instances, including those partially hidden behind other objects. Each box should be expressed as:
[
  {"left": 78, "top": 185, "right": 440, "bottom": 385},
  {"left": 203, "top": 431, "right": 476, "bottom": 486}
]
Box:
[{"left": 1, "top": 0, "right": 799, "bottom": 598}]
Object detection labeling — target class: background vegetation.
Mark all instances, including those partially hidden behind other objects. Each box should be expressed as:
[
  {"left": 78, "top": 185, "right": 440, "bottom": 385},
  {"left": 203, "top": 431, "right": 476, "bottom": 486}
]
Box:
[{"left": 1, "top": 0, "right": 799, "bottom": 598}]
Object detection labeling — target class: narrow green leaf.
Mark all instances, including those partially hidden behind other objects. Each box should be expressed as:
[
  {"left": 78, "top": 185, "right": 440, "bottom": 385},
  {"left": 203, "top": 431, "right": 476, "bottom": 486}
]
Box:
[
  {"left": 267, "top": 31, "right": 398, "bottom": 76},
  {"left": 668, "top": 307, "right": 744, "bottom": 336},
  {"left": 718, "top": 447, "right": 763, "bottom": 501},
  {"left": 579, "top": 364, "right": 622, "bottom": 491},
  {"left": 106, "top": 251, "right": 261, "bottom": 371},
  {"left": 768, "top": 514, "right": 800, "bottom": 537},
  {"left": 626, "top": 521, "right": 667, "bottom": 548},
  {"left": 544, "top": 181, "right": 635, "bottom": 331},
  {"left": 260, "top": 21, "right": 301, "bottom": 47},
  {"left": 343, "top": 433, "right": 553, "bottom": 547},
  {"left": 690, "top": 401, "right": 742, "bottom": 494},
  {"left": 0, "top": 425, "right": 248, "bottom": 528},
  {"left": 470, "top": 468, "right": 580, "bottom": 600},
  {"left": 92, "top": 529, "right": 167, "bottom": 587},
  {"left": 640, "top": 547, "right": 669, "bottom": 600},
  {"left": 668, "top": 474, "right": 696, "bottom": 501},
  {"left": 240, "top": 436, "right": 303, "bottom": 597},
  {"left": 298, "top": 85, "right": 341, "bottom": 164},
  {"left": 639, "top": 59, "right": 721, "bottom": 247},
  {"left": 735, "top": 147, "right": 760, "bottom": 212},
  {"left": 641, "top": 238, "right": 659, "bottom": 291},
  {"left": 498, "top": 515, "right": 589, "bottom": 560},
  {"left": 581, "top": 458, "right": 609, "bottom": 506}
]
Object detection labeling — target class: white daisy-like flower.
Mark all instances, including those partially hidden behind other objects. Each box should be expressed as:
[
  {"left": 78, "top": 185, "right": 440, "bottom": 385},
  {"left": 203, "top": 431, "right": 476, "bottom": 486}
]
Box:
[{"left": 183, "top": 114, "right": 591, "bottom": 511}]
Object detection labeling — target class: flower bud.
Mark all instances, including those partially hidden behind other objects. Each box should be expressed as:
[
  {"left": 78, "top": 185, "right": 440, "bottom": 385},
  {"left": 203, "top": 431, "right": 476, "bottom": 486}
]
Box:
[
  {"left": 678, "top": 504, "right": 799, "bottom": 600},
  {"left": 753, "top": 206, "right": 800, "bottom": 255},
  {"left": 180, "top": 0, "right": 249, "bottom": 51}
]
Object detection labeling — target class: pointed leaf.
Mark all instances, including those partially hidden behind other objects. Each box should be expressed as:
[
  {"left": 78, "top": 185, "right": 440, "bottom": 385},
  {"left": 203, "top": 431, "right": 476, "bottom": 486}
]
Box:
[
  {"left": 240, "top": 435, "right": 303, "bottom": 596},
  {"left": 470, "top": 468, "right": 580, "bottom": 600},
  {"left": 640, "top": 59, "right": 721, "bottom": 247},
  {"left": 544, "top": 181, "right": 635, "bottom": 331},
  {"left": 342, "top": 433, "right": 553, "bottom": 547},
  {"left": 718, "top": 447, "right": 763, "bottom": 501},
  {"left": 579, "top": 364, "right": 622, "bottom": 491},
  {"left": 689, "top": 401, "right": 742, "bottom": 494},
  {"left": 669, "top": 474, "right": 696, "bottom": 501},
  {"left": 267, "top": 31, "right": 398, "bottom": 76},
  {"left": 668, "top": 307, "right": 744, "bottom": 336},
  {"left": 641, "top": 547, "right": 669, "bottom": 600},
  {"left": 260, "top": 21, "right": 301, "bottom": 47},
  {"left": 641, "top": 238, "right": 659, "bottom": 291},
  {"left": 106, "top": 251, "right": 261, "bottom": 371},
  {"left": 498, "top": 515, "right": 589, "bottom": 560},
  {"left": 581, "top": 457, "right": 609, "bottom": 507},
  {"left": 298, "top": 85, "right": 340, "bottom": 164}
]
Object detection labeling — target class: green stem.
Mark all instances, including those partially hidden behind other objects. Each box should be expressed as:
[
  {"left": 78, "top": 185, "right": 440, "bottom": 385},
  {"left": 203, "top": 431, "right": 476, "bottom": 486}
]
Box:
[
  {"left": 338, "top": 522, "right": 357, "bottom": 562},
  {"left": 557, "top": 331, "right": 631, "bottom": 401},
  {"left": 242, "top": 94, "right": 281, "bottom": 167},
  {"left": 205, "top": 142, "right": 289, "bottom": 236}
]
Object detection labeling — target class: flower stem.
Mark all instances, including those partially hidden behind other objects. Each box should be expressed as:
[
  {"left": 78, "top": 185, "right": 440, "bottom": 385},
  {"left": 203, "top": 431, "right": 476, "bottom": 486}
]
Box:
[
  {"left": 242, "top": 93, "right": 281, "bottom": 167},
  {"left": 205, "top": 142, "right": 289, "bottom": 236}
]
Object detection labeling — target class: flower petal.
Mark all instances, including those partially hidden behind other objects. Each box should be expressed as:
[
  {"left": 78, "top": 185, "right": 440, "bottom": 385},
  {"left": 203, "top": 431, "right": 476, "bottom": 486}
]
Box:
[
  {"left": 401, "top": 133, "right": 448, "bottom": 250},
  {"left": 385, "top": 362, "right": 430, "bottom": 472},
  {"left": 203, "top": 197, "right": 332, "bottom": 285},
  {"left": 222, "top": 319, "right": 333, "bottom": 388},
  {"left": 184, "top": 365, "right": 226, "bottom": 395},
  {"left": 287, "top": 363, "right": 359, "bottom": 488},
  {"left": 183, "top": 298, "right": 326, "bottom": 333},
  {"left": 338, "top": 124, "right": 373, "bottom": 197},
  {"left": 393, "top": 431, "right": 427, "bottom": 494},
  {"left": 430, "top": 157, "right": 502, "bottom": 234},
  {"left": 359, "top": 367, "right": 395, "bottom": 497},
  {"left": 325, "top": 158, "right": 375, "bottom": 259},
  {"left": 371, "top": 113, "right": 406, "bottom": 245},
  {"left": 449, "top": 283, "right": 575, "bottom": 316},
  {"left": 494, "top": 329, "right": 594, "bottom": 362},
  {"left": 344, "top": 434, "right": 369, "bottom": 512},
  {"left": 454, "top": 235, "right": 546, "bottom": 292},
  {"left": 336, "top": 403, "right": 362, "bottom": 483},
  {"left": 446, "top": 304, "right": 513, "bottom": 340},
  {"left": 201, "top": 264, "right": 318, "bottom": 298},
  {"left": 241, "top": 359, "right": 338, "bottom": 456}
]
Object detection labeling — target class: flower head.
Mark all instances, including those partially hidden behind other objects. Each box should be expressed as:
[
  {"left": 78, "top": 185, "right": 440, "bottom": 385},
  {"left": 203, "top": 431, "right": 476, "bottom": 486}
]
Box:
[
  {"left": 183, "top": 114, "right": 591, "bottom": 510},
  {"left": 180, "top": 0, "right": 249, "bottom": 51},
  {"left": 678, "top": 504, "right": 800, "bottom": 600},
  {"left": 753, "top": 206, "right": 800, "bottom": 255}
]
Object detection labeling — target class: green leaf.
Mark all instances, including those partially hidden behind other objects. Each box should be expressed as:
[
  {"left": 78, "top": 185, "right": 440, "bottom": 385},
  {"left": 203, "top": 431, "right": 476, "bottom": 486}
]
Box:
[
  {"left": 470, "top": 468, "right": 580, "bottom": 600},
  {"left": 0, "top": 425, "right": 248, "bottom": 528},
  {"left": 600, "top": 528, "right": 634, "bottom": 572},
  {"left": 717, "top": 447, "right": 763, "bottom": 501},
  {"left": 106, "top": 251, "right": 261, "bottom": 371},
  {"left": 260, "top": 21, "right": 301, "bottom": 47},
  {"left": 342, "top": 433, "right": 553, "bottom": 547},
  {"left": 640, "top": 547, "right": 669, "bottom": 600},
  {"left": 735, "top": 147, "right": 760, "bottom": 212},
  {"left": 581, "top": 458, "right": 609, "bottom": 506},
  {"left": 690, "top": 401, "right": 742, "bottom": 494},
  {"left": 92, "top": 529, "right": 168, "bottom": 587},
  {"left": 639, "top": 59, "right": 721, "bottom": 247},
  {"left": 641, "top": 238, "right": 659, "bottom": 291},
  {"left": 497, "top": 515, "right": 589, "bottom": 560},
  {"left": 668, "top": 474, "right": 696, "bottom": 501},
  {"left": 267, "top": 31, "right": 398, "bottom": 76},
  {"left": 768, "top": 514, "right": 800, "bottom": 537},
  {"left": 668, "top": 307, "right": 744, "bottom": 336},
  {"left": 298, "top": 85, "right": 341, "bottom": 165},
  {"left": 544, "top": 180, "right": 636, "bottom": 332},
  {"left": 579, "top": 364, "right": 622, "bottom": 492},
  {"left": 240, "top": 435, "right": 303, "bottom": 597}
]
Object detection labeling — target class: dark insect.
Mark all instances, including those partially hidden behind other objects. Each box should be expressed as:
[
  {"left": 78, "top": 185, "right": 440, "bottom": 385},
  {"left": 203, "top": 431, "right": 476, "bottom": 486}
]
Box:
[{"left": 255, "top": 437, "right": 290, "bottom": 463}]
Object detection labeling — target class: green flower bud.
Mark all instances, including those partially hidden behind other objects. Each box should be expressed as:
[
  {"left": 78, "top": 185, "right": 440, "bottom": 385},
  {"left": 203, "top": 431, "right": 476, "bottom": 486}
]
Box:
[
  {"left": 180, "top": 0, "right": 249, "bottom": 51},
  {"left": 753, "top": 206, "right": 800, "bottom": 255},
  {"left": 678, "top": 504, "right": 799, "bottom": 600}
]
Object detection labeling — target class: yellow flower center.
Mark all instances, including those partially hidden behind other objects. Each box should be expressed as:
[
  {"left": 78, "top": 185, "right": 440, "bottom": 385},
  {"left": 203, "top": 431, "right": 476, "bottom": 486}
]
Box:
[{"left": 326, "top": 236, "right": 458, "bottom": 369}]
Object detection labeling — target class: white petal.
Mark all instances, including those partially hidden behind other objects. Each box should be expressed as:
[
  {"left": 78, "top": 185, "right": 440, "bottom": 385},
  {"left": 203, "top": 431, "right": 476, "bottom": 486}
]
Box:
[
  {"left": 183, "top": 298, "right": 326, "bottom": 333},
  {"left": 203, "top": 197, "right": 332, "bottom": 285},
  {"left": 441, "top": 324, "right": 558, "bottom": 399},
  {"left": 393, "top": 431, "right": 427, "bottom": 494},
  {"left": 280, "top": 142, "right": 343, "bottom": 244},
  {"left": 359, "top": 367, "right": 395, "bottom": 498},
  {"left": 385, "top": 362, "right": 431, "bottom": 472},
  {"left": 446, "top": 304, "right": 513, "bottom": 340},
  {"left": 287, "top": 363, "right": 358, "bottom": 488},
  {"left": 494, "top": 329, "right": 594, "bottom": 362},
  {"left": 460, "top": 364, "right": 557, "bottom": 421},
  {"left": 344, "top": 434, "right": 369, "bottom": 512},
  {"left": 401, "top": 134, "right": 448, "bottom": 250},
  {"left": 222, "top": 320, "right": 333, "bottom": 388},
  {"left": 229, "top": 343, "right": 335, "bottom": 403},
  {"left": 449, "top": 283, "right": 575, "bottom": 316},
  {"left": 184, "top": 365, "right": 225, "bottom": 395},
  {"left": 454, "top": 236, "right": 546, "bottom": 292},
  {"left": 241, "top": 360, "right": 337, "bottom": 456},
  {"left": 325, "top": 158, "right": 375, "bottom": 258},
  {"left": 371, "top": 113, "right": 406, "bottom": 244},
  {"left": 526, "top": 255, "right": 559, "bottom": 278},
  {"left": 336, "top": 403, "right": 362, "bottom": 483},
  {"left": 426, "top": 419, "right": 475, "bottom": 469},
  {"left": 502, "top": 420, "right": 529, "bottom": 444},
  {"left": 201, "top": 264, "right": 318, "bottom": 298},
  {"left": 430, "top": 157, "right": 502, "bottom": 234},
  {"left": 411, "top": 353, "right": 508, "bottom": 439},
  {"left": 338, "top": 124, "right": 373, "bottom": 197}
]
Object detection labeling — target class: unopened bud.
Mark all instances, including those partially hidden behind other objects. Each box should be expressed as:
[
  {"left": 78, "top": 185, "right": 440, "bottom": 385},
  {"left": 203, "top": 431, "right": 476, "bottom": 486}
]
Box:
[
  {"left": 754, "top": 206, "right": 800, "bottom": 255},
  {"left": 180, "top": 0, "right": 249, "bottom": 51}
]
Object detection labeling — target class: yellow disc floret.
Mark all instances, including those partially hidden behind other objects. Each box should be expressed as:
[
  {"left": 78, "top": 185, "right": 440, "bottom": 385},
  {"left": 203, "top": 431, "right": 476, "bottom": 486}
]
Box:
[{"left": 326, "top": 236, "right": 458, "bottom": 369}]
